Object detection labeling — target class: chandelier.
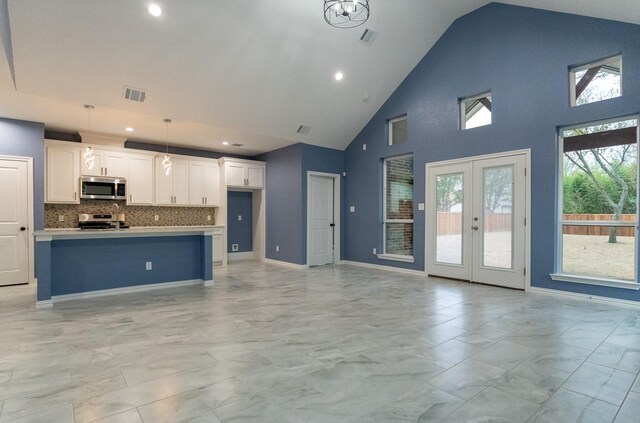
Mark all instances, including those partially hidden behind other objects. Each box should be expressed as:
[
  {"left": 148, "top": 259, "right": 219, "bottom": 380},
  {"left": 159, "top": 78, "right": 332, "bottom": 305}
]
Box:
[{"left": 324, "top": 0, "right": 370, "bottom": 29}]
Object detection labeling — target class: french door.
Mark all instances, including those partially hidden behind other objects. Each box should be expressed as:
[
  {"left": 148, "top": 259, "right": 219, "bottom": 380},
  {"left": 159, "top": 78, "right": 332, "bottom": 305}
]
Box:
[{"left": 426, "top": 153, "right": 527, "bottom": 289}]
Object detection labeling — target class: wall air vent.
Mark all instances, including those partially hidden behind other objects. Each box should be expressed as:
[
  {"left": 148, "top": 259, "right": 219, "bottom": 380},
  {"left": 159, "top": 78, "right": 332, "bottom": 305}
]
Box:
[
  {"left": 359, "top": 28, "right": 377, "bottom": 46},
  {"left": 297, "top": 125, "right": 311, "bottom": 135},
  {"left": 123, "top": 86, "right": 147, "bottom": 103}
]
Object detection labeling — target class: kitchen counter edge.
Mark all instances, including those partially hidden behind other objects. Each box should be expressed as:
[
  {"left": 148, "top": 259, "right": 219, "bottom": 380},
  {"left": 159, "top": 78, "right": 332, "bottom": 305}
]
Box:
[{"left": 34, "top": 226, "right": 224, "bottom": 240}]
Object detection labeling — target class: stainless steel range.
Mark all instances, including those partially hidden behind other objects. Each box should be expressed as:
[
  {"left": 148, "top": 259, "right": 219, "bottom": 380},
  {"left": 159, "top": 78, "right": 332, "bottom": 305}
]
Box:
[{"left": 78, "top": 213, "right": 128, "bottom": 230}]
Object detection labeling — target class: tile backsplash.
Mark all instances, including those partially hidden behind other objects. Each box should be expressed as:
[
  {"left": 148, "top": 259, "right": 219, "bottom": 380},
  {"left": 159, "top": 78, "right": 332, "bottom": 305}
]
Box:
[{"left": 45, "top": 200, "right": 219, "bottom": 228}]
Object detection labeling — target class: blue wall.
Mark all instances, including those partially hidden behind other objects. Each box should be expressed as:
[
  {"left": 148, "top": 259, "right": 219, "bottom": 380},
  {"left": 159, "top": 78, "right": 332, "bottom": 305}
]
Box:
[
  {"left": 227, "top": 191, "right": 253, "bottom": 253},
  {"left": 0, "top": 117, "right": 45, "bottom": 230},
  {"left": 344, "top": 3, "right": 640, "bottom": 301},
  {"left": 257, "top": 143, "right": 345, "bottom": 265}
]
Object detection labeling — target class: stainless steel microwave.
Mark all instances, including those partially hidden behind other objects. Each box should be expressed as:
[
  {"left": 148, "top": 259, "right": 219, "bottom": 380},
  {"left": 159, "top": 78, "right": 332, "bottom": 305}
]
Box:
[{"left": 80, "top": 176, "right": 126, "bottom": 200}]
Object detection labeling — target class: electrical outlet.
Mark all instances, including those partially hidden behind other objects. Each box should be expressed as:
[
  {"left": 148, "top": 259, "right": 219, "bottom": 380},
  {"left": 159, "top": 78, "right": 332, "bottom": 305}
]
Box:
[
  {"left": 232, "top": 244, "right": 239, "bottom": 252},
  {"left": 276, "top": 245, "right": 279, "bottom": 252},
  {"left": 154, "top": 215, "right": 159, "bottom": 222},
  {"left": 238, "top": 215, "right": 242, "bottom": 221},
  {"left": 145, "top": 261, "right": 152, "bottom": 270},
  {"left": 58, "top": 215, "right": 65, "bottom": 222},
  {"left": 362, "top": 144, "right": 367, "bottom": 151},
  {"left": 373, "top": 248, "right": 377, "bottom": 255},
  {"left": 342, "top": 171, "right": 346, "bottom": 177},
  {"left": 207, "top": 215, "right": 212, "bottom": 221},
  {"left": 349, "top": 206, "right": 355, "bottom": 213}
]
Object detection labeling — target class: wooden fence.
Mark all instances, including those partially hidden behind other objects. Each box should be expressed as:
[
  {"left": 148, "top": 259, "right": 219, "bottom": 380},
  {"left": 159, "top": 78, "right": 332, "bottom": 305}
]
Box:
[{"left": 436, "top": 212, "right": 637, "bottom": 237}]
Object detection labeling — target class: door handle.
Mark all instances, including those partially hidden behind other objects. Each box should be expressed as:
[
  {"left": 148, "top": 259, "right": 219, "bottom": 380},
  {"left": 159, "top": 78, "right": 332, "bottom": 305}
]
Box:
[
  {"left": 20, "top": 227, "right": 26, "bottom": 231},
  {"left": 472, "top": 226, "right": 479, "bottom": 230}
]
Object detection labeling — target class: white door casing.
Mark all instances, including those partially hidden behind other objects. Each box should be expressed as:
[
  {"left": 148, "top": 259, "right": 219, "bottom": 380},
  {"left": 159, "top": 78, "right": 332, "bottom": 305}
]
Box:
[
  {"left": 307, "top": 172, "right": 341, "bottom": 267},
  {"left": 426, "top": 151, "right": 528, "bottom": 290},
  {"left": 0, "top": 158, "right": 30, "bottom": 286}
]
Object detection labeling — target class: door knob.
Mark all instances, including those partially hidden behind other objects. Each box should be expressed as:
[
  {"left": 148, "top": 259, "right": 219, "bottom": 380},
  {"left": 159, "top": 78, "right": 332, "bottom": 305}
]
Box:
[
  {"left": 330, "top": 223, "right": 335, "bottom": 227},
  {"left": 20, "top": 227, "right": 26, "bottom": 231},
  {"left": 472, "top": 226, "right": 479, "bottom": 230}
]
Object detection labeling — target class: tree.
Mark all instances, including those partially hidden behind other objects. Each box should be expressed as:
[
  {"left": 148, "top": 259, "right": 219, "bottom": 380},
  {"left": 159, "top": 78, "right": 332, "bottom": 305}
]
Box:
[
  {"left": 436, "top": 175, "right": 462, "bottom": 212},
  {"left": 484, "top": 167, "right": 512, "bottom": 213}
]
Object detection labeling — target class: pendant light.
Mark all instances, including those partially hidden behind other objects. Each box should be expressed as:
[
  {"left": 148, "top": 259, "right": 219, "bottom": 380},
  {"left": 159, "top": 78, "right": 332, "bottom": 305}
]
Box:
[
  {"left": 83, "top": 105, "right": 96, "bottom": 170},
  {"left": 162, "top": 118, "right": 172, "bottom": 176}
]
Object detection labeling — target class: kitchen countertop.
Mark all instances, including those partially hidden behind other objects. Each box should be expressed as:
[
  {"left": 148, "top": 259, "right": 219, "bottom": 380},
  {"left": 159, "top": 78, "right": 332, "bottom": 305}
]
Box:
[{"left": 35, "top": 225, "right": 224, "bottom": 240}]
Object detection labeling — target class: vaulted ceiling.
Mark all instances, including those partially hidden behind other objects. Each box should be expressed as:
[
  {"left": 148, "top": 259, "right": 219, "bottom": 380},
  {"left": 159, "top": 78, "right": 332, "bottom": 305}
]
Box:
[{"left": 1, "top": 1, "right": 638, "bottom": 155}]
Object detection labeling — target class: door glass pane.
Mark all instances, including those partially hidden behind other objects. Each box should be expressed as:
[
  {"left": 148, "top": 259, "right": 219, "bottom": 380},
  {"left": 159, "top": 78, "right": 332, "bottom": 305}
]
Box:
[
  {"left": 483, "top": 166, "right": 513, "bottom": 269},
  {"left": 436, "top": 173, "right": 463, "bottom": 264},
  {"left": 562, "top": 224, "right": 636, "bottom": 281}
]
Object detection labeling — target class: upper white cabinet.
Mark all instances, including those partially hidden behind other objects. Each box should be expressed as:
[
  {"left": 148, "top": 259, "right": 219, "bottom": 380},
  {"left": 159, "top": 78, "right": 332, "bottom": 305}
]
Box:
[
  {"left": 127, "top": 154, "right": 154, "bottom": 205},
  {"left": 222, "top": 158, "right": 265, "bottom": 189},
  {"left": 80, "top": 147, "right": 128, "bottom": 178},
  {"left": 190, "top": 161, "right": 219, "bottom": 206},
  {"left": 155, "top": 157, "right": 189, "bottom": 205},
  {"left": 45, "top": 142, "right": 80, "bottom": 204}
]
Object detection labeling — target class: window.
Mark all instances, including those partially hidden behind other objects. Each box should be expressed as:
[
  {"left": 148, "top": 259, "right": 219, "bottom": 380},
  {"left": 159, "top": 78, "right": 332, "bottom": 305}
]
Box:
[
  {"left": 553, "top": 117, "right": 638, "bottom": 288},
  {"left": 382, "top": 155, "right": 414, "bottom": 261},
  {"left": 461, "top": 92, "right": 491, "bottom": 130},
  {"left": 570, "top": 55, "right": 621, "bottom": 106},
  {"left": 388, "top": 116, "right": 408, "bottom": 145}
]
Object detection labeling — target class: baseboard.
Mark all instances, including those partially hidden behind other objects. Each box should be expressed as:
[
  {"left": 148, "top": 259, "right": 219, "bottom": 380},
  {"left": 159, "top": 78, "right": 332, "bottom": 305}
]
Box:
[
  {"left": 228, "top": 251, "right": 256, "bottom": 261},
  {"left": 43, "top": 279, "right": 204, "bottom": 305},
  {"left": 528, "top": 286, "right": 640, "bottom": 309},
  {"left": 340, "top": 260, "right": 426, "bottom": 277},
  {"left": 263, "top": 258, "right": 309, "bottom": 269},
  {"left": 203, "top": 279, "right": 214, "bottom": 287},
  {"left": 35, "top": 299, "right": 53, "bottom": 309}
]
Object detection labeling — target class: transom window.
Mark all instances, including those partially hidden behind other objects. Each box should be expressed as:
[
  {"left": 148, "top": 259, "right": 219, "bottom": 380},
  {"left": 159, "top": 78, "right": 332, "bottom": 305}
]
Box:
[
  {"left": 554, "top": 117, "right": 638, "bottom": 288},
  {"left": 388, "top": 115, "right": 408, "bottom": 145},
  {"left": 570, "top": 55, "right": 622, "bottom": 106},
  {"left": 461, "top": 92, "right": 492, "bottom": 130},
  {"left": 382, "top": 155, "right": 414, "bottom": 260}
]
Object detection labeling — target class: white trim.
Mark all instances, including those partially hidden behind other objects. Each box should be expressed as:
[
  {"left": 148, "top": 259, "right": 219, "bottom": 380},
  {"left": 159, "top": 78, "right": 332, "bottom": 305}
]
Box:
[
  {"left": 263, "top": 258, "right": 309, "bottom": 269},
  {"left": 382, "top": 155, "right": 414, "bottom": 256},
  {"left": 550, "top": 273, "right": 639, "bottom": 290},
  {"left": 228, "top": 251, "right": 256, "bottom": 261},
  {"left": 203, "top": 279, "right": 214, "bottom": 287},
  {"left": 42, "top": 279, "right": 204, "bottom": 305},
  {"left": 340, "top": 260, "right": 425, "bottom": 277},
  {"left": 306, "top": 171, "right": 341, "bottom": 267},
  {"left": 529, "top": 287, "right": 640, "bottom": 309},
  {"left": 376, "top": 253, "right": 415, "bottom": 263},
  {"left": 35, "top": 300, "right": 53, "bottom": 309},
  {"left": 0, "top": 155, "right": 35, "bottom": 286}
]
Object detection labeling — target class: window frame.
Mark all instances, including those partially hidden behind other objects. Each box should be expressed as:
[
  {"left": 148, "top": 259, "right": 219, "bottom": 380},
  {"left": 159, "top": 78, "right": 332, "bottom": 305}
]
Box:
[
  {"left": 388, "top": 115, "right": 408, "bottom": 146},
  {"left": 569, "top": 55, "right": 622, "bottom": 107},
  {"left": 460, "top": 91, "right": 492, "bottom": 130},
  {"left": 552, "top": 115, "right": 639, "bottom": 290},
  {"left": 380, "top": 154, "right": 414, "bottom": 262}
]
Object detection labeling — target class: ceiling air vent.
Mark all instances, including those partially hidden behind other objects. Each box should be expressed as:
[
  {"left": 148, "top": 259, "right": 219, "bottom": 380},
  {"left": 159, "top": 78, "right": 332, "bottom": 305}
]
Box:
[
  {"left": 232, "top": 143, "right": 243, "bottom": 147},
  {"left": 123, "top": 86, "right": 147, "bottom": 103},
  {"left": 297, "top": 125, "right": 311, "bottom": 135},
  {"left": 359, "top": 28, "right": 377, "bottom": 46}
]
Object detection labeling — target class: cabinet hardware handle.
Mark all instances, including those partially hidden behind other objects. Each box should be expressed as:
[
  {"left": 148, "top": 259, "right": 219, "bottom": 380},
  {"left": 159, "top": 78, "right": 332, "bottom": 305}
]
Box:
[
  {"left": 105, "top": 167, "right": 108, "bottom": 175},
  {"left": 74, "top": 192, "right": 77, "bottom": 200},
  {"left": 130, "top": 194, "right": 132, "bottom": 202}
]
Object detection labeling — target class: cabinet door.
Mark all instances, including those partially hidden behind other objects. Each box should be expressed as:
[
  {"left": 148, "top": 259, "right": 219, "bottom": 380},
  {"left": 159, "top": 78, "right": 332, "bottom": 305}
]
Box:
[
  {"left": 46, "top": 147, "right": 80, "bottom": 203},
  {"left": 127, "top": 155, "right": 154, "bottom": 205},
  {"left": 213, "top": 233, "right": 224, "bottom": 264},
  {"left": 155, "top": 157, "right": 174, "bottom": 205},
  {"left": 172, "top": 160, "right": 190, "bottom": 205},
  {"left": 103, "top": 151, "right": 128, "bottom": 178},
  {"left": 204, "top": 163, "right": 219, "bottom": 206},
  {"left": 246, "top": 165, "right": 263, "bottom": 189},
  {"left": 226, "top": 163, "right": 246, "bottom": 187},
  {"left": 80, "top": 146, "right": 103, "bottom": 176},
  {"left": 189, "top": 162, "right": 205, "bottom": 206}
]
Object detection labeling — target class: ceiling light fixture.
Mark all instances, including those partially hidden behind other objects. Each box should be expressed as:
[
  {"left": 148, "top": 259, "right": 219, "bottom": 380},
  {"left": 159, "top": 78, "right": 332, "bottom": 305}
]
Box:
[
  {"left": 334, "top": 71, "right": 344, "bottom": 81},
  {"left": 83, "top": 105, "right": 96, "bottom": 170},
  {"left": 324, "top": 1, "right": 369, "bottom": 29},
  {"left": 148, "top": 4, "right": 162, "bottom": 17},
  {"left": 222, "top": 141, "right": 230, "bottom": 146},
  {"left": 162, "top": 118, "right": 172, "bottom": 176},
  {"left": 125, "top": 127, "right": 134, "bottom": 132}
]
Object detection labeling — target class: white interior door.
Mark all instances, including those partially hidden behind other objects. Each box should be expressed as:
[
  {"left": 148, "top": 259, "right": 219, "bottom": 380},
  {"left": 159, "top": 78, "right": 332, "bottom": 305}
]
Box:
[
  {"left": 308, "top": 175, "right": 334, "bottom": 266},
  {"left": 427, "top": 153, "right": 527, "bottom": 289},
  {"left": 0, "top": 159, "right": 29, "bottom": 286}
]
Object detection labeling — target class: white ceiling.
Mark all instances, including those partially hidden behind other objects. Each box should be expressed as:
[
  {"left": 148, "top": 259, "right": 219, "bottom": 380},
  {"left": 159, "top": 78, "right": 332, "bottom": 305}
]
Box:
[{"left": 1, "top": 1, "right": 639, "bottom": 155}]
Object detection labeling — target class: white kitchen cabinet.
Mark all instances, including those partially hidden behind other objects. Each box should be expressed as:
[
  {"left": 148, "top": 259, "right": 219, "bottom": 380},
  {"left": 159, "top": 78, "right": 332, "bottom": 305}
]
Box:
[
  {"left": 223, "top": 159, "right": 264, "bottom": 189},
  {"left": 45, "top": 143, "right": 80, "bottom": 204},
  {"left": 127, "top": 154, "right": 154, "bottom": 205},
  {"left": 80, "top": 147, "right": 128, "bottom": 178},
  {"left": 155, "top": 157, "right": 189, "bottom": 205},
  {"left": 189, "top": 161, "right": 220, "bottom": 206},
  {"left": 213, "top": 228, "right": 224, "bottom": 265}
]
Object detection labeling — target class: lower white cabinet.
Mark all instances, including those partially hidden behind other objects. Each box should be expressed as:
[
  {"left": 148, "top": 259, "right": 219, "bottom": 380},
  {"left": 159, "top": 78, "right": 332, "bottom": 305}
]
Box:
[{"left": 213, "top": 229, "right": 224, "bottom": 265}]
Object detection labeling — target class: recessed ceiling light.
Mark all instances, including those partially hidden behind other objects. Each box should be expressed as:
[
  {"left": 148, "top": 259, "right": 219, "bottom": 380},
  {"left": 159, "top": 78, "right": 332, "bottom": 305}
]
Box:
[
  {"left": 222, "top": 141, "right": 230, "bottom": 146},
  {"left": 124, "top": 127, "right": 134, "bottom": 132},
  {"left": 148, "top": 4, "right": 162, "bottom": 17},
  {"left": 334, "top": 72, "right": 344, "bottom": 81}
]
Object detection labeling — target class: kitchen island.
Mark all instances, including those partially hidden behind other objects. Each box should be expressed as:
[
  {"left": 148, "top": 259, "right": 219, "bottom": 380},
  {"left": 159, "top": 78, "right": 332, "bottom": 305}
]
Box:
[{"left": 34, "top": 226, "right": 220, "bottom": 307}]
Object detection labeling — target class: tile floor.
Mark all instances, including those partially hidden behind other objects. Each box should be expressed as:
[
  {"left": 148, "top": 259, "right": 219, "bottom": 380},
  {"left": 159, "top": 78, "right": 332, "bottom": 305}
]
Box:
[{"left": 1, "top": 261, "right": 640, "bottom": 422}]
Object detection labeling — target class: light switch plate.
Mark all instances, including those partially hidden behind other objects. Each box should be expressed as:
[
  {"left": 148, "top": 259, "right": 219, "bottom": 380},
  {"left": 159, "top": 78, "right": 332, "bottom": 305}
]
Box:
[
  {"left": 418, "top": 203, "right": 425, "bottom": 211},
  {"left": 349, "top": 206, "right": 355, "bottom": 213},
  {"left": 362, "top": 144, "right": 367, "bottom": 151},
  {"left": 238, "top": 215, "right": 242, "bottom": 221}
]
